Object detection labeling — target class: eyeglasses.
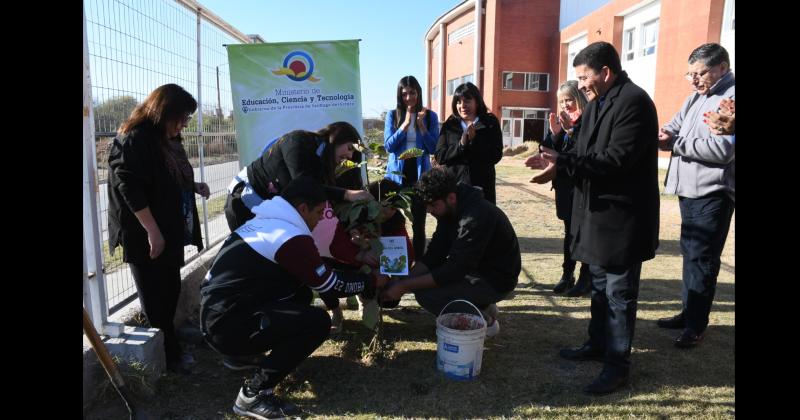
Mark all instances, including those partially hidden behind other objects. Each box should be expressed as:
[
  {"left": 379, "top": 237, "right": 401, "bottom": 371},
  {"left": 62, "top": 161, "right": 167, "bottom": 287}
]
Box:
[
  {"left": 181, "top": 113, "right": 193, "bottom": 124},
  {"left": 684, "top": 67, "right": 713, "bottom": 81}
]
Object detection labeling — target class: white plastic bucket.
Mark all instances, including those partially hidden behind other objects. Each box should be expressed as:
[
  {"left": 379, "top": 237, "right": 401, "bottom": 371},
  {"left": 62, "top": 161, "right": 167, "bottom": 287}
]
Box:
[{"left": 436, "top": 299, "right": 487, "bottom": 380}]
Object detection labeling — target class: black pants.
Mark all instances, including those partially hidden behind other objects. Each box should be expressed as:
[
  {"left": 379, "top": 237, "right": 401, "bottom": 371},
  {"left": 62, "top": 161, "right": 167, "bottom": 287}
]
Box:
[
  {"left": 414, "top": 273, "right": 510, "bottom": 317},
  {"left": 410, "top": 194, "right": 428, "bottom": 256},
  {"left": 129, "top": 259, "right": 183, "bottom": 364},
  {"left": 224, "top": 187, "right": 256, "bottom": 232},
  {"left": 587, "top": 262, "right": 641, "bottom": 375},
  {"left": 679, "top": 193, "right": 735, "bottom": 333},
  {"left": 561, "top": 213, "right": 589, "bottom": 280},
  {"left": 201, "top": 288, "right": 330, "bottom": 390}
]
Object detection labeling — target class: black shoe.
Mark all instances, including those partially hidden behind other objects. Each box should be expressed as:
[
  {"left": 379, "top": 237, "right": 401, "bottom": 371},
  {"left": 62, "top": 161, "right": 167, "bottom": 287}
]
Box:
[
  {"left": 674, "top": 328, "right": 705, "bottom": 349},
  {"left": 559, "top": 343, "right": 604, "bottom": 362},
  {"left": 234, "top": 387, "right": 302, "bottom": 419},
  {"left": 565, "top": 275, "right": 591, "bottom": 297},
  {"left": 552, "top": 272, "right": 575, "bottom": 293},
  {"left": 583, "top": 368, "right": 630, "bottom": 395},
  {"left": 223, "top": 354, "right": 268, "bottom": 371},
  {"left": 656, "top": 313, "right": 686, "bottom": 329}
]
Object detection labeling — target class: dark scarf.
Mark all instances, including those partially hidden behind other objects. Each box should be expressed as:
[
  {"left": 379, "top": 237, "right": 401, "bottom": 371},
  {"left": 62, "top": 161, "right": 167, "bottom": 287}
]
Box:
[{"left": 162, "top": 138, "right": 195, "bottom": 190}]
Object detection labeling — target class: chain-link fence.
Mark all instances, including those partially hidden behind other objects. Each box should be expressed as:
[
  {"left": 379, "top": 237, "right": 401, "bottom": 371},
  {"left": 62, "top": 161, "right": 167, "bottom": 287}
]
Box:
[{"left": 85, "top": 0, "right": 252, "bottom": 314}]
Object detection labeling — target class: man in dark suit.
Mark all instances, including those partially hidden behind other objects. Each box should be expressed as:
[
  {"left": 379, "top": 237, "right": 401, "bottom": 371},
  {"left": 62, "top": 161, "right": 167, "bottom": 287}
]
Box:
[{"left": 525, "top": 41, "right": 660, "bottom": 395}]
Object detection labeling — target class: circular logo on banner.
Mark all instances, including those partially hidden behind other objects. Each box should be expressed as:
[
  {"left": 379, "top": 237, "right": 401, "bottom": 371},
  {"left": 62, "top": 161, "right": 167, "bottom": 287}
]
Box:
[{"left": 271, "top": 50, "right": 320, "bottom": 82}]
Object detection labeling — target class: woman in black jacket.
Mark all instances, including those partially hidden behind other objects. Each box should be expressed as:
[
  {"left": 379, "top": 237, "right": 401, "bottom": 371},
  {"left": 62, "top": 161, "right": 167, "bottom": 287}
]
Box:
[
  {"left": 224, "top": 122, "right": 372, "bottom": 231},
  {"left": 107, "top": 84, "right": 209, "bottom": 374},
  {"left": 435, "top": 82, "right": 503, "bottom": 204},
  {"left": 531, "top": 80, "right": 591, "bottom": 296}
]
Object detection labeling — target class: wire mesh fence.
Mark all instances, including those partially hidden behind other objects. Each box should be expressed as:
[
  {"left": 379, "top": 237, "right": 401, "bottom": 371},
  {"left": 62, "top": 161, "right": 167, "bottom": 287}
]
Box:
[{"left": 85, "top": 0, "right": 248, "bottom": 314}]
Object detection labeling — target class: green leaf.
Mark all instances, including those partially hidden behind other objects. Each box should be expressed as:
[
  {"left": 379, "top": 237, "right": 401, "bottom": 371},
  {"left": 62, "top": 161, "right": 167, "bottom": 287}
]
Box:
[
  {"left": 348, "top": 205, "right": 363, "bottom": 225},
  {"left": 335, "top": 160, "right": 360, "bottom": 177},
  {"left": 398, "top": 147, "right": 424, "bottom": 160},
  {"left": 367, "top": 201, "right": 381, "bottom": 221}
]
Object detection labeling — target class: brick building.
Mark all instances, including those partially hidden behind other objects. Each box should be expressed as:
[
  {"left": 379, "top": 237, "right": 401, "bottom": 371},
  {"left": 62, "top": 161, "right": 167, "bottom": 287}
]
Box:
[{"left": 424, "top": 0, "right": 735, "bottom": 163}]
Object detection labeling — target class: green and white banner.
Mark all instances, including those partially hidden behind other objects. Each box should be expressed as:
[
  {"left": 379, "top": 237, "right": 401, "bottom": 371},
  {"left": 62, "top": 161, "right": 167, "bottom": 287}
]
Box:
[{"left": 227, "top": 40, "right": 363, "bottom": 167}]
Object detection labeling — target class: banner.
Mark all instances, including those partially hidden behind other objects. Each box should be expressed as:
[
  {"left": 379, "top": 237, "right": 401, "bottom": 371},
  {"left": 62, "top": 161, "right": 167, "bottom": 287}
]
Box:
[
  {"left": 227, "top": 40, "right": 364, "bottom": 258},
  {"left": 227, "top": 40, "right": 364, "bottom": 167}
]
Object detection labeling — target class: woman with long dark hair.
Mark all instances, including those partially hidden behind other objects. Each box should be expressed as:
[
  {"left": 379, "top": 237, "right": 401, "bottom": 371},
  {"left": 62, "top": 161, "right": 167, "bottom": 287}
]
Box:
[
  {"left": 224, "top": 121, "right": 372, "bottom": 231},
  {"left": 107, "top": 83, "right": 209, "bottom": 374},
  {"left": 435, "top": 82, "right": 503, "bottom": 204},
  {"left": 384, "top": 75, "right": 439, "bottom": 254}
]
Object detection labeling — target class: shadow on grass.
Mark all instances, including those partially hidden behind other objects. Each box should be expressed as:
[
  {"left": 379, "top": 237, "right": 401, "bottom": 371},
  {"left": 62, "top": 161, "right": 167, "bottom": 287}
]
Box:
[
  {"left": 294, "top": 310, "right": 734, "bottom": 418},
  {"left": 517, "top": 236, "right": 685, "bottom": 257}
]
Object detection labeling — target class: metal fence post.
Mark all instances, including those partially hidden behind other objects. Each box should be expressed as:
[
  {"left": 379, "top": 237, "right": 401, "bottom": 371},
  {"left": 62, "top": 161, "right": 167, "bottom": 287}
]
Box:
[
  {"left": 83, "top": 3, "right": 113, "bottom": 335},
  {"left": 196, "top": 8, "right": 210, "bottom": 249}
]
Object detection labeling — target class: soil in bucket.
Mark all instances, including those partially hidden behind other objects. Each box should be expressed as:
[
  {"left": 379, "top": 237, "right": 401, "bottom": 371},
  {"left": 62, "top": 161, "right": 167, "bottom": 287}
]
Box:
[{"left": 436, "top": 310, "right": 486, "bottom": 380}]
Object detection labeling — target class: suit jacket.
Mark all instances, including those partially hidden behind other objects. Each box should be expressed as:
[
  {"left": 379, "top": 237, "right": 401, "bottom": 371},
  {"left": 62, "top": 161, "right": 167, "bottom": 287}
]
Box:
[
  {"left": 435, "top": 114, "right": 503, "bottom": 204},
  {"left": 556, "top": 71, "right": 660, "bottom": 267}
]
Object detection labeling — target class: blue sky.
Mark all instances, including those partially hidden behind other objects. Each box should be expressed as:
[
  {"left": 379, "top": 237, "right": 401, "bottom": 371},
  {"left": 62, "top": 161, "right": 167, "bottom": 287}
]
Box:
[{"left": 198, "top": 0, "right": 463, "bottom": 118}]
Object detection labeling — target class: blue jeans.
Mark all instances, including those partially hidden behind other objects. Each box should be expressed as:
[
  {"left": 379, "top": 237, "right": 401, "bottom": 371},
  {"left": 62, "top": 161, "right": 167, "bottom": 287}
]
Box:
[
  {"left": 587, "top": 263, "right": 642, "bottom": 375},
  {"left": 679, "top": 192, "right": 735, "bottom": 333}
]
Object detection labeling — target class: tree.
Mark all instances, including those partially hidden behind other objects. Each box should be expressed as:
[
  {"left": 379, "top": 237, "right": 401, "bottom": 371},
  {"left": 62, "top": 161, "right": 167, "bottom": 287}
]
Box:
[{"left": 93, "top": 96, "right": 138, "bottom": 134}]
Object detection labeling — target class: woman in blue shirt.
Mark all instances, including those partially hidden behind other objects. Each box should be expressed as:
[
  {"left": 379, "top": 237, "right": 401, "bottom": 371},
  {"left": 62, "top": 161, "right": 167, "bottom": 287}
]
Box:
[{"left": 384, "top": 75, "right": 439, "bottom": 255}]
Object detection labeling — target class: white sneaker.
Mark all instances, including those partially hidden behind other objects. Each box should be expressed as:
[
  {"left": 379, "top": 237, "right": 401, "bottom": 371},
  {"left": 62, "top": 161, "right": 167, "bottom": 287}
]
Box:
[{"left": 485, "top": 319, "right": 500, "bottom": 338}]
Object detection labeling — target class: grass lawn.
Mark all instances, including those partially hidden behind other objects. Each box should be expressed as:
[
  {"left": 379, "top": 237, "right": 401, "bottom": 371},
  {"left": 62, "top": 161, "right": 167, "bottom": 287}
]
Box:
[{"left": 86, "top": 157, "right": 734, "bottom": 419}]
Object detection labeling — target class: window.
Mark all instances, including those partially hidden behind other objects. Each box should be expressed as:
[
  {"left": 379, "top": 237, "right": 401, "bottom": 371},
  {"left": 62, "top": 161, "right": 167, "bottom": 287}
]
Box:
[
  {"left": 448, "top": 22, "right": 475, "bottom": 45},
  {"left": 621, "top": 1, "right": 661, "bottom": 62},
  {"left": 502, "top": 72, "right": 549, "bottom": 92},
  {"left": 641, "top": 19, "right": 659, "bottom": 56},
  {"left": 447, "top": 75, "right": 474, "bottom": 95},
  {"left": 623, "top": 28, "right": 636, "bottom": 61},
  {"left": 447, "top": 78, "right": 457, "bottom": 95}
]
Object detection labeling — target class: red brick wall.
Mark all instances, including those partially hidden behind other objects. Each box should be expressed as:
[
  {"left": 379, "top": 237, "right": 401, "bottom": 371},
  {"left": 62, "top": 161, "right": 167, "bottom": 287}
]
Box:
[
  {"left": 557, "top": 0, "right": 726, "bottom": 157},
  {"left": 443, "top": 9, "right": 477, "bottom": 114}
]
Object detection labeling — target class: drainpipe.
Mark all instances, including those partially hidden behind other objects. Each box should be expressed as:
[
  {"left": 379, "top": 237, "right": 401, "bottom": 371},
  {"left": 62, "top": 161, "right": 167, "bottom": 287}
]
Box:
[{"left": 474, "top": 0, "right": 482, "bottom": 90}]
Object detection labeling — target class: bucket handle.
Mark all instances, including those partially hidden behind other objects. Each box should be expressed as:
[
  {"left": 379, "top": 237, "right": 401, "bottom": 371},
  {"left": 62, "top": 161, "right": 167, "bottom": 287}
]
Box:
[{"left": 438, "top": 299, "right": 487, "bottom": 329}]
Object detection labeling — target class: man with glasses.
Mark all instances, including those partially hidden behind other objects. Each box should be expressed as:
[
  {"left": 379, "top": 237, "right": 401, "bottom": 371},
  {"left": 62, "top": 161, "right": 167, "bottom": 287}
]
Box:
[
  {"left": 656, "top": 43, "right": 735, "bottom": 349},
  {"left": 526, "top": 41, "right": 660, "bottom": 395},
  {"left": 379, "top": 167, "right": 521, "bottom": 338}
]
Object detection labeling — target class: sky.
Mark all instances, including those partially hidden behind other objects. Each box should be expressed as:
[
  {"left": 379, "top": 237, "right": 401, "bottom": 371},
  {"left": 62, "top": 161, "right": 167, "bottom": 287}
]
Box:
[{"left": 197, "top": 0, "right": 463, "bottom": 118}]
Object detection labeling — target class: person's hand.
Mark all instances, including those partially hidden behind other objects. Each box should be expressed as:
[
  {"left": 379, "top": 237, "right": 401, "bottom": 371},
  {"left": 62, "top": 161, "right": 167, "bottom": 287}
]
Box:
[
  {"left": 524, "top": 153, "right": 549, "bottom": 170},
  {"left": 558, "top": 110, "right": 573, "bottom": 131},
  {"left": 548, "top": 112, "right": 562, "bottom": 135},
  {"left": 345, "top": 189, "right": 373, "bottom": 202},
  {"left": 401, "top": 106, "right": 414, "bottom": 131},
  {"left": 705, "top": 112, "right": 735, "bottom": 135},
  {"left": 718, "top": 98, "right": 735, "bottom": 116},
  {"left": 372, "top": 272, "right": 390, "bottom": 289},
  {"left": 466, "top": 122, "right": 476, "bottom": 141},
  {"left": 147, "top": 229, "right": 165, "bottom": 259},
  {"left": 658, "top": 128, "right": 674, "bottom": 151},
  {"left": 530, "top": 161, "right": 556, "bottom": 184},
  {"left": 705, "top": 98, "right": 735, "bottom": 135},
  {"left": 194, "top": 182, "right": 210, "bottom": 199},
  {"left": 358, "top": 249, "right": 380, "bottom": 268},
  {"left": 380, "top": 279, "right": 407, "bottom": 301},
  {"left": 538, "top": 146, "right": 559, "bottom": 163},
  {"left": 416, "top": 108, "right": 428, "bottom": 133}
]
